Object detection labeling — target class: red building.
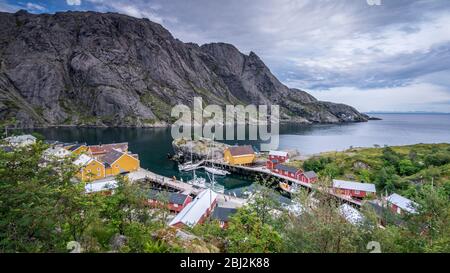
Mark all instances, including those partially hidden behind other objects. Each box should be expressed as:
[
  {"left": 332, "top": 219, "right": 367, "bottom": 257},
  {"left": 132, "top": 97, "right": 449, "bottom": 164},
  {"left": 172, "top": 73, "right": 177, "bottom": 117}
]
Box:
[
  {"left": 386, "top": 193, "right": 418, "bottom": 215},
  {"left": 147, "top": 190, "right": 193, "bottom": 213},
  {"left": 273, "top": 164, "right": 303, "bottom": 180},
  {"left": 300, "top": 171, "right": 318, "bottom": 183},
  {"left": 268, "top": 150, "right": 289, "bottom": 163},
  {"left": 332, "top": 179, "right": 376, "bottom": 199},
  {"left": 266, "top": 159, "right": 279, "bottom": 169},
  {"left": 169, "top": 189, "right": 218, "bottom": 228}
]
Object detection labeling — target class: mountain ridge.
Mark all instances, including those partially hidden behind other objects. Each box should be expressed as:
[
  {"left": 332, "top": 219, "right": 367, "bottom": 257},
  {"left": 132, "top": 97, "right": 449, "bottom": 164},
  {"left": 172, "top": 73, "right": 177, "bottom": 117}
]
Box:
[{"left": 0, "top": 10, "right": 368, "bottom": 128}]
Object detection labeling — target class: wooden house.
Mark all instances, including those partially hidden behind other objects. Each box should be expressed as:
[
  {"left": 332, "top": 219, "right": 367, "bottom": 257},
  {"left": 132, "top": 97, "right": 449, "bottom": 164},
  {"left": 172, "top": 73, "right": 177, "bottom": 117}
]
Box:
[
  {"left": 268, "top": 150, "right": 289, "bottom": 163},
  {"left": 74, "top": 154, "right": 106, "bottom": 182},
  {"left": 386, "top": 193, "right": 418, "bottom": 215},
  {"left": 211, "top": 206, "right": 238, "bottom": 228},
  {"left": 332, "top": 179, "right": 376, "bottom": 199},
  {"left": 169, "top": 189, "right": 217, "bottom": 228},
  {"left": 272, "top": 164, "right": 302, "bottom": 180},
  {"left": 300, "top": 171, "right": 318, "bottom": 183},
  {"left": 223, "top": 145, "right": 256, "bottom": 165},
  {"left": 101, "top": 149, "right": 140, "bottom": 176}
]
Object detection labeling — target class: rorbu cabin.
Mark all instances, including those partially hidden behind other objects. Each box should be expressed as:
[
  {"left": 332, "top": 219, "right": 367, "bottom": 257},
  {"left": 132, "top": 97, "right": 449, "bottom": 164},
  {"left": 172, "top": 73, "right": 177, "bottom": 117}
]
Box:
[
  {"left": 169, "top": 189, "right": 218, "bottom": 228},
  {"left": 272, "top": 164, "right": 302, "bottom": 180},
  {"left": 268, "top": 150, "right": 289, "bottom": 163},
  {"left": 223, "top": 145, "right": 256, "bottom": 166},
  {"left": 386, "top": 193, "right": 418, "bottom": 215},
  {"left": 211, "top": 206, "right": 238, "bottom": 228},
  {"left": 147, "top": 190, "right": 193, "bottom": 213},
  {"left": 332, "top": 179, "right": 376, "bottom": 199},
  {"left": 300, "top": 171, "right": 318, "bottom": 183},
  {"left": 266, "top": 159, "right": 279, "bottom": 169}
]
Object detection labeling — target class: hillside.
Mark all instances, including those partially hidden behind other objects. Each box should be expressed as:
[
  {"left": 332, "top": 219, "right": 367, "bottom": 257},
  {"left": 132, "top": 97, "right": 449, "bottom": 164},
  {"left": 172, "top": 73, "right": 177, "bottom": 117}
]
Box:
[{"left": 0, "top": 10, "right": 368, "bottom": 128}]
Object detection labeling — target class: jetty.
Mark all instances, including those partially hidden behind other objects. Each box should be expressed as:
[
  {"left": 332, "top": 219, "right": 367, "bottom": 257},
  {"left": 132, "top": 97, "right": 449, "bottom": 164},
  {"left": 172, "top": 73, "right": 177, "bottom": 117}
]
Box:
[
  {"left": 127, "top": 168, "right": 246, "bottom": 209},
  {"left": 204, "top": 160, "right": 363, "bottom": 207}
]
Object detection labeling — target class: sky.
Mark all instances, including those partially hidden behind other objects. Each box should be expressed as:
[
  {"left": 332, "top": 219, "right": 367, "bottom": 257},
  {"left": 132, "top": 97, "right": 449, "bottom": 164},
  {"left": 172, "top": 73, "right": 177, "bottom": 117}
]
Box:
[{"left": 1, "top": 0, "right": 450, "bottom": 113}]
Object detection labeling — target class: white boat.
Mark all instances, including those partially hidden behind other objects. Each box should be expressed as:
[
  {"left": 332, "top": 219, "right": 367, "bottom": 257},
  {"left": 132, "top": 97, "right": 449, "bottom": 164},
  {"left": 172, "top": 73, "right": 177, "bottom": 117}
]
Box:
[
  {"left": 179, "top": 161, "right": 203, "bottom": 172},
  {"left": 204, "top": 166, "right": 230, "bottom": 176},
  {"left": 187, "top": 176, "right": 207, "bottom": 188}
]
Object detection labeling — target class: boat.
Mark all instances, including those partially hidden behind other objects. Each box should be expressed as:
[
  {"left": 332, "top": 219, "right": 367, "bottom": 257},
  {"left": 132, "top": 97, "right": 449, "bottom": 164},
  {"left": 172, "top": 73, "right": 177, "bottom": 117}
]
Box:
[
  {"left": 179, "top": 161, "right": 203, "bottom": 172},
  {"left": 204, "top": 166, "right": 230, "bottom": 176},
  {"left": 205, "top": 171, "right": 225, "bottom": 193},
  {"left": 279, "top": 182, "right": 299, "bottom": 194}
]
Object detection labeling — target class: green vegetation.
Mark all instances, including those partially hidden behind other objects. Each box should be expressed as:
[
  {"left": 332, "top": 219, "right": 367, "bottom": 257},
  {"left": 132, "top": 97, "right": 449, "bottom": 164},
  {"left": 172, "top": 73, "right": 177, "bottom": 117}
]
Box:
[
  {"left": 0, "top": 141, "right": 448, "bottom": 253},
  {"left": 290, "top": 144, "right": 450, "bottom": 198}
]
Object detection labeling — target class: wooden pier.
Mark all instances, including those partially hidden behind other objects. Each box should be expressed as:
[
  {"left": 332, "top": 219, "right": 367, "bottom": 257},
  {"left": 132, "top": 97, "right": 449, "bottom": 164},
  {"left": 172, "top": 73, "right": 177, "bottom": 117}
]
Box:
[{"left": 204, "top": 160, "right": 362, "bottom": 207}]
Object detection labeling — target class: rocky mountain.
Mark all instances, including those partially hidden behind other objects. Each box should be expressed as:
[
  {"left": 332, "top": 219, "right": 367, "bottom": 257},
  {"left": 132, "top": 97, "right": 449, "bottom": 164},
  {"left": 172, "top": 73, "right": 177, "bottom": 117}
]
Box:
[{"left": 0, "top": 10, "right": 368, "bottom": 128}]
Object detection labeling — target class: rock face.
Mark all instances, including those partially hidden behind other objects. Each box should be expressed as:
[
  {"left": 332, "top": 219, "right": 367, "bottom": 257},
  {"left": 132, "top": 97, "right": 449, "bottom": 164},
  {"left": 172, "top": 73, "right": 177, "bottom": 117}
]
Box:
[{"left": 0, "top": 10, "right": 368, "bottom": 128}]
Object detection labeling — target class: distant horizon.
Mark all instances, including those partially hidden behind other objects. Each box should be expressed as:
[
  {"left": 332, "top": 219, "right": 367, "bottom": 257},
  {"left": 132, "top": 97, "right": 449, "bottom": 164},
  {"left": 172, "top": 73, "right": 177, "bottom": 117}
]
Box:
[{"left": 365, "top": 111, "right": 450, "bottom": 115}]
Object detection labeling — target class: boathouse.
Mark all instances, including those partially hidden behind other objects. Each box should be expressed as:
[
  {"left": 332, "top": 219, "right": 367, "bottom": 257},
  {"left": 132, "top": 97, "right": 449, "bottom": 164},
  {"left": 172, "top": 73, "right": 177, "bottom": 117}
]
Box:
[
  {"left": 273, "top": 164, "right": 303, "bottom": 180},
  {"left": 266, "top": 159, "right": 278, "bottom": 169},
  {"left": 300, "top": 171, "right": 318, "bottom": 183},
  {"left": 332, "top": 179, "right": 376, "bottom": 199},
  {"left": 169, "top": 189, "right": 218, "bottom": 228},
  {"left": 386, "top": 193, "right": 418, "bottom": 215},
  {"left": 224, "top": 145, "right": 256, "bottom": 165}
]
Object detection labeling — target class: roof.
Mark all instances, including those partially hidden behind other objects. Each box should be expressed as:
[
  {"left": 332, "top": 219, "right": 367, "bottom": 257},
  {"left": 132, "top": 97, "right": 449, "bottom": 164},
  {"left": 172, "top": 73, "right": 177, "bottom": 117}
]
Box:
[
  {"left": 100, "top": 149, "right": 124, "bottom": 166},
  {"left": 169, "top": 189, "right": 218, "bottom": 227},
  {"left": 303, "top": 171, "right": 318, "bottom": 179},
  {"left": 73, "top": 154, "right": 94, "bottom": 166},
  {"left": 88, "top": 143, "right": 128, "bottom": 155},
  {"left": 43, "top": 146, "right": 71, "bottom": 158},
  {"left": 339, "top": 204, "right": 365, "bottom": 225},
  {"left": 169, "top": 193, "right": 190, "bottom": 205},
  {"left": 387, "top": 193, "right": 418, "bottom": 214},
  {"left": 333, "top": 179, "right": 376, "bottom": 193},
  {"left": 85, "top": 180, "right": 117, "bottom": 193},
  {"left": 269, "top": 150, "right": 288, "bottom": 157},
  {"left": 274, "top": 164, "right": 299, "bottom": 173},
  {"left": 211, "top": 207, "right": 238, "bottom": 222},
  {"left": 68, "top": 143, "right": 86, "bottom": 151},
  {"left": 227, "top": 145, "right": 255, "bottom": 156}
]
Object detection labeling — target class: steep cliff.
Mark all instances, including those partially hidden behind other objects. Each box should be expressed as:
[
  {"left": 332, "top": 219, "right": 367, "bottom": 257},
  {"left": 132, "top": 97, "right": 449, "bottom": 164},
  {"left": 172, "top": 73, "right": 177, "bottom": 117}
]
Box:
[{"left": 0, "top": 10, "right": 368, "bottom": 127}]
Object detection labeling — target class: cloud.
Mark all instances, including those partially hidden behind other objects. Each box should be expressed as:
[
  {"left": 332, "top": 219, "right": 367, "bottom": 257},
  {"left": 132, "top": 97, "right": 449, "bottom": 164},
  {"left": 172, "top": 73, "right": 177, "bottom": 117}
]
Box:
[
  {"left": 67, "top": 0, "right": 82, "bottom": 6},
  {"left": 308, "top": 82, "right": 450, "bottom": 113},
  {"left": 0, "top": 0, "right": 21, "bottom": 12},
  {"left": 26, "top": 2, "right": 46, "bottom": 12}
]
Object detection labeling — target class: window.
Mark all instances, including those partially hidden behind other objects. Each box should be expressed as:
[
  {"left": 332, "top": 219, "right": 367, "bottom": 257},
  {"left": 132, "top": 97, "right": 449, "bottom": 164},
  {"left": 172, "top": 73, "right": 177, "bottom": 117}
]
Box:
[
  {"left": 397, "top": 207, "right": 401, "bottom": 214},
  {"left": 173, "top": 204, "right": 178, "bottom": 207},
  {"left": 354, "top": 190, "right": 360, "bottom": 194}
]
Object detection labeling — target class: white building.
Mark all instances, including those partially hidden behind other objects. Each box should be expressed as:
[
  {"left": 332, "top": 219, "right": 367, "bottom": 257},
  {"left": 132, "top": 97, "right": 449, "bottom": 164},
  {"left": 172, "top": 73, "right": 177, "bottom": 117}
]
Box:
[
  {"left": 169, "top": 189, "right": 218, "bottom": 228},
  {"left": 386, "top": 193, "right": 419, "bottom": 214},
  {"left": 43, "top": 146, "right": 71, "bottom": 161}
]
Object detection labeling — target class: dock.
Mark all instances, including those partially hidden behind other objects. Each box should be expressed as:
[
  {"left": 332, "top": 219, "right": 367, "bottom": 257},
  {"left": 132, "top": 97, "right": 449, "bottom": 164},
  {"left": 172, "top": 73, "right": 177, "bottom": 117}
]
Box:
[
  {"left": 204, "top": 160, "right": 362, "bottom": 207},
  {"left": 127, "top": 168, "right": 247, "bottom": 209}
]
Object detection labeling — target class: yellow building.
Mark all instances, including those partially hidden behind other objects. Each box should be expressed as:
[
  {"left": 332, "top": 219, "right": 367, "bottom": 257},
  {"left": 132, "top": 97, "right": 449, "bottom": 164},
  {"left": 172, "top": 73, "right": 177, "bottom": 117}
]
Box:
[
  {"left": 224, "top": 145, "right": 256, "bottom": 165},
  {"left": 66, "top": 143, "right": 89, "bottom": 155},
  {"left": 102, "top": 149, "right": 140, "bottom": 176},
  {"left": 74, "top": 154, "right": 106, "bottom": 182}
]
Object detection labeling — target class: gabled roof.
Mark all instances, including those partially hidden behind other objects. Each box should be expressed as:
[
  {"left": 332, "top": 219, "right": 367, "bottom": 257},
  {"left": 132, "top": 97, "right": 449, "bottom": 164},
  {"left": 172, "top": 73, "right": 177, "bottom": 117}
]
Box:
[
  {"left": 333, "top": 179, "right": 376, "bottom": 193},
  {"left": 74, "top": 154, "right": 95, "bottom": 166},
  {"left": 387, "top": 193, "right": 418, "bottom": 214},
  {"left": 169, "top": 193, "right": 190, "bottom": 205},
  {"left": 89, "top": 143, "right": 128, "bottom": 155},
  {"left": 211, "top": 207, "right": 238, "bottom": 222},
  {"left": 43, "top": 146, "right": 71, "bottom": 158},
  {"left": 68, "top": 143, "right": 86, "bottom": 151},
  {"left": 227, "top": 145, "right": 255, "bottom": 156},
  {"left": 169, "top": 189, "right": 217, "bottom": 227},
  {"left": 274, "top": 164, "right": 299, "bottom": 173},
  {"left": 269, "top": 150, "right": 288, "bottom": 157},
  {"left": 101, "top": 149, "right": 125, "bottom": 166},
  {"left": 303, "top": 171, "right": 318, "bottom": 179}
]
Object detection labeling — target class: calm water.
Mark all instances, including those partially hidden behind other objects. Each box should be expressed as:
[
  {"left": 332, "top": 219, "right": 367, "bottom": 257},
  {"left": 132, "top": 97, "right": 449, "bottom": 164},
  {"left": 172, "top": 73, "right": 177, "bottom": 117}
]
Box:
[{"left": 24, "top": 113, "right": 450, "bottom": 195}]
